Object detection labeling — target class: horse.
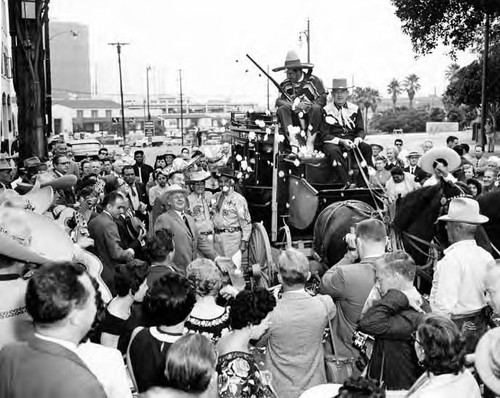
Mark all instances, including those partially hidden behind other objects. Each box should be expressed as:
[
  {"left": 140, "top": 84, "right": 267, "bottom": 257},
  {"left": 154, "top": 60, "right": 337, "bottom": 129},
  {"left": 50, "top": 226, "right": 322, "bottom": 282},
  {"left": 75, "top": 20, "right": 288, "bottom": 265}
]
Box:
[{"left": 477, "top": 189, "right": 500, "bottom": 259}]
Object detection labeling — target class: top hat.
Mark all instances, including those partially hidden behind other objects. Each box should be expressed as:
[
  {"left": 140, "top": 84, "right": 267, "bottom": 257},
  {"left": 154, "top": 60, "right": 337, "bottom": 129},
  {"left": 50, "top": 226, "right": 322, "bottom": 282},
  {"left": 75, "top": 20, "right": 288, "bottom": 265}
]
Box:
[
  {"left": 420, "top": 147, "right": 461, "bottom": 174},
  {"left": 437, "top": 197, "right": 489, "bottom": 224},
  {"left": 272, "top": 50, "right": 314, "bottom": 72},
  {"left": 330, "top": 78, "right": 353, "bottom": 90}
]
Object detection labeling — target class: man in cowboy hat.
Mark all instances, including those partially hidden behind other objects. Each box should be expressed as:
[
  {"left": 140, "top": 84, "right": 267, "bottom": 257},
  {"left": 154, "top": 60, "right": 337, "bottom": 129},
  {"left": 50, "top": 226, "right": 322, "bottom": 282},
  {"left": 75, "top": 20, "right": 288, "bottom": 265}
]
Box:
[
  {"left": 404, "top": 150, "right": 429, "bottom": 184},
  {"left": 318, "top": 78, "right": 373, "bottom": 187},
  {"left": 430, "top": 197, "right": 494, "bottom": 353},
  {"left": 154, "top": 184, "right": 217, "bottom": 274},
  {"left": 0, "top": 154, "right": 13, "bottom": 189},
  {"left": 186, "top": 170, "right": 214, "bottom": 250},
  {"left": 274, "top": 50, "right": 327, "bottom": 146},
  {"left": 212, "top": 167, "right": 252, "bottom": 259}
]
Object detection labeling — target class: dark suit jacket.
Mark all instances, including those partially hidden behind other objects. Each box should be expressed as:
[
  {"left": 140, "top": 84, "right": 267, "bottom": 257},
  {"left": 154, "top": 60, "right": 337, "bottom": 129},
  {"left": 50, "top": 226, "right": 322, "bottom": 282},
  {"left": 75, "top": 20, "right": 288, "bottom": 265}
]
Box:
[
  {"left": 124, "top": 181, "right": 150, "bottom": 225},
  {"left": 88, "top": 211, "right": 133, "bottom": 293},
  {"left": 0, "top": 337, "right": 106, "bottom": 398},
  {"left": 154, "top": 209, "right": 216, "bottom": 273},
  {"left": 404, "top": 165, "right": 429, "bottom": 184},
  {"left": 133, "top": 163, "right": 154, "bottom": 185}
]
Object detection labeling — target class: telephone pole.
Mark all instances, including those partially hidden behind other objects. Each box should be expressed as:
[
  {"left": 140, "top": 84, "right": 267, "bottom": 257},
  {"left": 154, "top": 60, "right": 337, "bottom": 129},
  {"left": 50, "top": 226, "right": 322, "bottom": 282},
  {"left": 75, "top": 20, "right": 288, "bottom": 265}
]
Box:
[
  {"left": 299, "top": 18, "right": 311, "bottom": 62},
  {"left": 179, "top": 69, "right": 184, "bottom": 146},
  {"left": 108, "top": 42, "right": 129, "bottom": 144},
  {"left": 146, "top": 65, "right": 151, "bottom": 121}
]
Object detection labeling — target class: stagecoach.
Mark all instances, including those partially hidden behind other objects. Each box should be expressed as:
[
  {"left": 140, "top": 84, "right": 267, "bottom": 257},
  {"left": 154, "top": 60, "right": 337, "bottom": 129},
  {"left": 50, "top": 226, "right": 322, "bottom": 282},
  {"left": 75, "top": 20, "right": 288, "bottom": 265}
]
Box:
[{"left": 228, "top": 111, "right": 385, "bottom": 287}]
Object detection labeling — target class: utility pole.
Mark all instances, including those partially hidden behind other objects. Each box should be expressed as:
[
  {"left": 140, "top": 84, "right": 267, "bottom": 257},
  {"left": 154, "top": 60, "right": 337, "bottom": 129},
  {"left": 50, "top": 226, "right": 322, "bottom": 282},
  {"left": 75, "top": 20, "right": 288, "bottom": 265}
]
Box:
[
  {"left": 299, "top": 18, "right": 311, "bottom": 63},
  {"left": 480, "top": 12, "right": 490, "bottom": 150},
  {"left": 179, "top": 69, "right": 184, "bottom": 146},
  {"left": 266, "top": 65, "right": 270, "bottom": 110},
  {"left": 108, "top": 42, "right": 129, "bottom": 145},
  {"left": 146, "top": 65, "right": 151, "bottom": 121}
]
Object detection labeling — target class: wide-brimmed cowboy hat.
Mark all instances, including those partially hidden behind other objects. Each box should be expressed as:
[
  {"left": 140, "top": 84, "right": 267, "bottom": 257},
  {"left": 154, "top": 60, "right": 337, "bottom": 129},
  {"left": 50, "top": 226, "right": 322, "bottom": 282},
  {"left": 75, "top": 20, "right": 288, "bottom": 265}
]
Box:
[
  {"left": 420, "top": 147, "right": 461, "bottom": 174},
  {"left": 15, "top": 173, "right": 78, "bottom": 194},
  {"left": 0, "top": 207, "right": 74, "bottom": 264},
  {"left": 329, "top": 78, "right": 353, "bottom": 90},
  {"left": 272, "top": 50, "right": 314, "bottom": 72},
  {"left": 186, "top": 170, "right": 211, "bottom": 183},
  {"left": 0, "top": 185, "right": 54, "bottom": 214},
  {"left": 437, "top": 197, "right": 489, "bottom": 224},
  {"left": 475, "top": 328, "right": 500, "bottom": 394}
]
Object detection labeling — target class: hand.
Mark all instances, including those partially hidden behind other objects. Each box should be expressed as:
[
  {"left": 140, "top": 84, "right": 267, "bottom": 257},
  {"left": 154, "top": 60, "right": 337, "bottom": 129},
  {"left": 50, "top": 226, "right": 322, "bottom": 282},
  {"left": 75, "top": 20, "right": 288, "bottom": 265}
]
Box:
[
  {"left": 353, "top": 137, "right": 363, "bottom": 147},
  {"left": 215, "top": 256, "right": 233, "bottom": 273},
  {"left": 138, "top": 227, "right": 147, "bottom": 242},
  {"left": 125, "top": 248, "right": 135, "bottom": 259},
  {"left": 220, "top": 284, "right": 240, "bottom": 300},
  {"left": 341, "top": 139, "right": 354, "bottom": 149},
  {"left": 239, "top": 241, "right": 248, "bottom": 252},
  {"left": 434, "top": 162, "right": 449, "bottom": 178}
]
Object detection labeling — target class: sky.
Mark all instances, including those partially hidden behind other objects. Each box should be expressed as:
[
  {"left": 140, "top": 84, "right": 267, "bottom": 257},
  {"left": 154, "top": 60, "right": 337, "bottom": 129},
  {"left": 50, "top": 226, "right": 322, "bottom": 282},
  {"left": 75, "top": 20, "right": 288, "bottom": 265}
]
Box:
[{"left": 49, "top": 0, "right": 478, "bottom": 105}]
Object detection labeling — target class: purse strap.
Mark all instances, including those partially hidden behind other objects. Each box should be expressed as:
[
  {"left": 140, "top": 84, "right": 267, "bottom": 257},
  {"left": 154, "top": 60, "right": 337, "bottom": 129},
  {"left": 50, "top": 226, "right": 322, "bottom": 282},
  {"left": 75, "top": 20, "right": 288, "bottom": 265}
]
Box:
[{"left": 320, "top": 296, "right": 340, "bottom": 361}]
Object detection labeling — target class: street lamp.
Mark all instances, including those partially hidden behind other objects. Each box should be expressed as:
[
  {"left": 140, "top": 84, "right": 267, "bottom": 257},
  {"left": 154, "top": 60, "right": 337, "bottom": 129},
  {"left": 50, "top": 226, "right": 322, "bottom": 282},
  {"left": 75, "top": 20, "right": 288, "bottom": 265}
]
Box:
[
  {"left": 108, "top": 42, "right": 129, "bottom": 145},
  {"left": 298, "top": 18, "right": 311, "bottom": 63},
  {"left": 178, "top": 69, "right": 184, "bottom": 146},
  {"left": 49, "top": 29, "right": 78, "bottom": 41},
  {"left": 146, "top": 65, "right": 151, "bottom": 121}
]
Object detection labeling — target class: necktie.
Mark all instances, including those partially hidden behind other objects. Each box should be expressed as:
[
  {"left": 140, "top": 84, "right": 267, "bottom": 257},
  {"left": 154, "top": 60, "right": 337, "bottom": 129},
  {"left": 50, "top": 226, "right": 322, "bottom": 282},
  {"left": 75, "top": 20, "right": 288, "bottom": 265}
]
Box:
[{"left": 182, "top": 213, "right": 193, "bottom": 236}]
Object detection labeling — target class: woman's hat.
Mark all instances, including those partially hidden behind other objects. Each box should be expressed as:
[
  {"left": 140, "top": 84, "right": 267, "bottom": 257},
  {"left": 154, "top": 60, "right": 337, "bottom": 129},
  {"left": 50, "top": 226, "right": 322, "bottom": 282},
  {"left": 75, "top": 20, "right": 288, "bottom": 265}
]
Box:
[
  {"left": 15, "top": 173, "right": 78, "bottom": 194},
  {"left": 186, "top": 170, "right": 211, "bottom": 183},
  {"left": 0, "top": 185, "right": 54, "bottom": 214},
  {"left": 272, "top": 50, "right": 314, "bottom": 72},
  {"left": 0, "top": 207, "right": 75, "bottom": 264},
  {"left": 420, "top": 147, "right": 461, "bottom": 174},
  {"left": 475, "top": 327, "right": 500, "bottom": 394},
  {"left": 437, "top": 197, "right": 489, "bottom": 224}
]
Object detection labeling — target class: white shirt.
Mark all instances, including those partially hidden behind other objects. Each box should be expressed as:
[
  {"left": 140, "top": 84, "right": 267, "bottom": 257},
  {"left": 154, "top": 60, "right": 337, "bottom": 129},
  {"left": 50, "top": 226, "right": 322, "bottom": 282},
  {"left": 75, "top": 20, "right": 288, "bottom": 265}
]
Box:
[
  {"left": 77, "top": 342, "right": 133, "bottom": 398},
  {"left": 407, "top": 369, "right": 481, "bottom": 398},
  {"left": 423, "top": 173, "right": 457, "bottom": 187},
  {"left": 128, "top": 184, "right": 140, "bottom": 210},
  {"left": 430, "top": 240, "right": 494, "bottom": 317}
]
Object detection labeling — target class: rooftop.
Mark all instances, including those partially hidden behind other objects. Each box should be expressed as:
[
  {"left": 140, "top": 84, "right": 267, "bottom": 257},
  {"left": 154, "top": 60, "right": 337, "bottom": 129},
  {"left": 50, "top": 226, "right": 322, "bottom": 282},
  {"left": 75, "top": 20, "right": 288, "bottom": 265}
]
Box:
[{"left": 54, "top": 99, "right": 121, "bottom": 109}]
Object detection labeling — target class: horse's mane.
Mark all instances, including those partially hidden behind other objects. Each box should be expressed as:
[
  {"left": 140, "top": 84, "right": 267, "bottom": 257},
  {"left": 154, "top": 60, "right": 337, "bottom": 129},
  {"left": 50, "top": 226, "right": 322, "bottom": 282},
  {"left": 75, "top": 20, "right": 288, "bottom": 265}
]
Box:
[
  {"left": 392, "top": 184, "right": 442, "bottom": 232},
  {"left": 478, "top": 190, "right": 500, "bottom": 223}
]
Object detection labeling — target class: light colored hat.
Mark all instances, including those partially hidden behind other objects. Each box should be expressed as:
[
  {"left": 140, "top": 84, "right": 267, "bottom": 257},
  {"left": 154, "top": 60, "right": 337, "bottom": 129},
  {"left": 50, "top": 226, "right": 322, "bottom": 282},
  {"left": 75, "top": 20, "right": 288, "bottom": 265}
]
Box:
[
  {"left": 0, "top": 154, "right": 12, "bottom": 170},
  {"left": 438, "top": 197, "right": 489, "bottom": 224},
  {"left": 15, "top": 173, "right": 78, "bottom": 194},
  {"left": 420, "top": 147, "right": 461, "bottom": 174},
  {"left": 475, "top": 327, "right": 500, "bottom": 395},
  {"left": 0, "top": 207, "right": 74, "bottom": 264},
  {"left": 329, "top": 78, "right": 353, "bottom": 90},
  {"left": 0, "top": 184, "right": 54, "bottom": 214},
  {"left": 186, "top": 170, "right": 211, "bottom": 183},
  {"left": 162, "top": 184, "right": 188, "bottom": 199},
  {"left": 272, "top": 50, "right": 314, "bottom": 72},
  {"left": 406, "top": 150, "right": 422, "bottom": 158}
]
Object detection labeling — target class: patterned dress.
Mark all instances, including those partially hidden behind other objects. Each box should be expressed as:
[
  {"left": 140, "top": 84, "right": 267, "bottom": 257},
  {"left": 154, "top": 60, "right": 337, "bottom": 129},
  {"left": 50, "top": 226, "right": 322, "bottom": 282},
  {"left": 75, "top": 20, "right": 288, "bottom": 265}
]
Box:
[
  {"left": 185, "top": 307, "right": 230, "bottom": 345},
  {"left": 217, "top": 351, "right": 276, "bottom": 398}
]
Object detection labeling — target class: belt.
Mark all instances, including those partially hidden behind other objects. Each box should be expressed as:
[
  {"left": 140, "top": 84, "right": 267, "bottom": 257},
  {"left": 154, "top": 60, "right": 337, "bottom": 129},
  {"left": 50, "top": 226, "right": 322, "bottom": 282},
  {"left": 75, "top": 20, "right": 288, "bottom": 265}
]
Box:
[
  {"left": 214, "top": 227, "right": 242, "bottom": 234},
  {"left": 451, "top": 307, "right": 487, "bottom": 321},
  {"left": 199, "top": 231, "right": 213, "bottom": 236}
]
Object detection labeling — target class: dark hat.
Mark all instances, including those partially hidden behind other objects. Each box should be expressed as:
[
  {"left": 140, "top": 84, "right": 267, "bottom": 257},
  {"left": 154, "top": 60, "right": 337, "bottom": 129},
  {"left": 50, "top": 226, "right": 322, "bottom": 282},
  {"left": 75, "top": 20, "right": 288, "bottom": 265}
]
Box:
[
  {"left": 23, "top": 156, "right": 44, "bottom": 169},
  {"left": 214, "top": 166, "right": 238, "bottom": 180},
  {"left": 329, "top": 78, "right": 353, "bottom": 90},
  {"left": 272, "top": 50, "right": 314, "bottom": 72}
]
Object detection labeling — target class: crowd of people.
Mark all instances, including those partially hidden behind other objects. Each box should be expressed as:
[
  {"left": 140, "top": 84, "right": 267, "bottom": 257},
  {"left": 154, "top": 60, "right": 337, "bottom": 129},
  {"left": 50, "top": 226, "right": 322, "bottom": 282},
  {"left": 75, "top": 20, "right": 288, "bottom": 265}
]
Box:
[{"left": 1, "top": 50, "right": 500, "bottom": 398}]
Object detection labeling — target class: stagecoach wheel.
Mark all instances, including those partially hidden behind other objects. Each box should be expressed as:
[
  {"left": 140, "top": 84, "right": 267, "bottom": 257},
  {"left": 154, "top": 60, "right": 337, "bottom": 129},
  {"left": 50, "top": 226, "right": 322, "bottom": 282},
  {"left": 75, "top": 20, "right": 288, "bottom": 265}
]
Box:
[{"left": 247, "top": 222, "right": 276, "bottom": 289}]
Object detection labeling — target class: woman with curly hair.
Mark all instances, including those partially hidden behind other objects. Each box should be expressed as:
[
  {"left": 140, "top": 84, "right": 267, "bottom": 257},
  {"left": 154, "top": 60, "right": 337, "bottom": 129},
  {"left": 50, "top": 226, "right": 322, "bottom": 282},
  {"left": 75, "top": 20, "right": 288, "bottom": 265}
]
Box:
[
  {"left": 217, "top": 288, "right": 277, "bottom": 398},
  {"left": 185, "top": 258, "right": 230, "bottom": 344},
  {"left": 127, "top": 272, "right": 196, "bottom": 393},
  {"left": 406, "top": 314, "right": 481, "bottom": 397},
  {"left": 143, "top": 229, "right": 176, "bottom": 287}
]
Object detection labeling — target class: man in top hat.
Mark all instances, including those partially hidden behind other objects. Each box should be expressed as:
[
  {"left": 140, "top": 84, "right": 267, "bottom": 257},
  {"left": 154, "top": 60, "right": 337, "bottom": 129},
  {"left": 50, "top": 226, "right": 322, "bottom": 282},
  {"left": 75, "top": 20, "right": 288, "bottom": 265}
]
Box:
[
  {"left": 212, "top": 167, "right": 252, "bottom": 258},
  {"left": 274, "top": 50, "right": 327, "bottom": 147},
  {"left": 186, "top": 170, "right": 215, "bottom": 251},
  {"left": 0, "top": 154, "right": 13, "bottom": 189},
  {"left": 318, "top": 78, "right": 373, "bottom": 187},
  {"left": 430, "top": 197, "right": 494, "bottom": 353},
  {"left": 154, "top": 184, "right": 217, "bottom": 274},
  {"left": 404, "top": 151, "right": 429, "bottom": 184}
]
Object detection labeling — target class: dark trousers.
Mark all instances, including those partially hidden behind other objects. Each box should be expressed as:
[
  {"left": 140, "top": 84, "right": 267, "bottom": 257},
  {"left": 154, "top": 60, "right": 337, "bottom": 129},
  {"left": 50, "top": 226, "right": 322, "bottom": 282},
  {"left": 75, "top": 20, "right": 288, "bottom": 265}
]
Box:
[
  {"left": 322, "top": 138, "right": 373, "bottom": 185},
  {"left": 452, "top": 308, "right": 489, "bottom": 354},
  {"left": 277, "top": 103, "right": 323, "bottom": 137}
]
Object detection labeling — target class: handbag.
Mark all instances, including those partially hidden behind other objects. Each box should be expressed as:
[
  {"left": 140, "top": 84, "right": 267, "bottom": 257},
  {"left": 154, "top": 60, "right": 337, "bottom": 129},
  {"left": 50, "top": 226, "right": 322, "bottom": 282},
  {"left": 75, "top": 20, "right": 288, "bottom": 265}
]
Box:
[{"left": 321, "top": 301, "right": 355, "bottom": 383}]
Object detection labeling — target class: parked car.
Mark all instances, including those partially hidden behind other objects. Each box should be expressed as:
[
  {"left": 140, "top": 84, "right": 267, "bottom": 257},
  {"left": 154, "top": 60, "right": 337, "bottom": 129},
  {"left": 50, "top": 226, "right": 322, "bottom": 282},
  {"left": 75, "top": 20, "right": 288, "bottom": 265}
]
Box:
[{"left": 68, "top": 139, "right": 101, "bottom": 161}]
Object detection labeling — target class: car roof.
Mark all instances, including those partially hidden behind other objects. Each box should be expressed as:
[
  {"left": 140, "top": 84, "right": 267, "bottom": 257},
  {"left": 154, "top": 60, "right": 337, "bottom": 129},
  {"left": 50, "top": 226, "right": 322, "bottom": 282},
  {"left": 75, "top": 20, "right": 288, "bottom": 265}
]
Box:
[{"left": 68, "top": 139, "right": 101, "bottom": 145}]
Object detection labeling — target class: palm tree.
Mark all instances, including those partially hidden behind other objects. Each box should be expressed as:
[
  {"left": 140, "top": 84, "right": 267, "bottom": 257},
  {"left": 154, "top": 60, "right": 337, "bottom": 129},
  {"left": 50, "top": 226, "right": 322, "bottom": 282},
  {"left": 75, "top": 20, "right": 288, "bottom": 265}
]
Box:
[
  {"left": 352, "top": 87, "right": 381, "bottom": 133},
  {"left": 445, "top": 63, "right": 460, "bottom": 82},
  {"left": 404, "top": 74, "right": 421, "bottom": 108},
  {"left": 387, "top": 78, "right": 402, "bottom": 110}
]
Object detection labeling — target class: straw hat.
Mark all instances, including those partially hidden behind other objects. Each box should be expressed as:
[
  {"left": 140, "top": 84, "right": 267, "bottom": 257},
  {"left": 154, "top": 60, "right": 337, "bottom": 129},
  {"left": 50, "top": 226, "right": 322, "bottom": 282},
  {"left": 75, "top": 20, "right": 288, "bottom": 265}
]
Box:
[
  {"left": 186, "top": 170, "right": 211, "bottom": 183},
  {"left": 437, "top": 197, "right": 489, "bottom": 224},
  {"left": 475, "top": 327, "right": 500, "bottom": 395},
  {"left": 420, "top": 147, "right": 461, "bottom": 174},
  {"left": 0, "top": 185, "right": 54, "bottom": 214},
  {"left": 0, "top": 207, "right": 74, "bottom": 264},
  {"left": 272, "top": 50, "right": 314, "bottom": 72},
  {"left": 162, "top": 184, "right": 188, "bottom": 199},
  {"left": 15, "top": 173, "right": 77, "bottom": 194}
]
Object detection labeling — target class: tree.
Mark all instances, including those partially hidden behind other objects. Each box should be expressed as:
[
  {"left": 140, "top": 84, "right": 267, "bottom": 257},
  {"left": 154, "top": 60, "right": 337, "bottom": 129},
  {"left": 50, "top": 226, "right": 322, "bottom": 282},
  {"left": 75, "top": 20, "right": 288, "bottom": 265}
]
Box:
[
  {"left": 391, "top": 0, "right": 500, "bottom": 56},
  {"left": 387, "top": 79, "right": 402, "bottom": 110},
  {"left": 403, "top": 74, "right": 421, "bottom": 108},
  {"left": 445, "top": 63, "right": 460, "bottom": 82},
  {"left": 351, "top": 87, "right": 381, "bottom": 133}
]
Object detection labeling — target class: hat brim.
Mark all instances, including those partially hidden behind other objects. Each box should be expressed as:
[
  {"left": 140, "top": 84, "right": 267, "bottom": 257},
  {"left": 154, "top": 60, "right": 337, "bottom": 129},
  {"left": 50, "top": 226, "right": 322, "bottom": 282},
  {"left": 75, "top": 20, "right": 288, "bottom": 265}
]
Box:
[
  {"left": 41, "top": 175, "right": 78, "bottom": 190},
  {"left": 1, "top": 186, "right": 54, "bottom": 214},
  {"left": 407, "top": 153, "right": 422, "bottom": 158},
  {"left": 272, "top": 63, "right": 314, "bottom": 72},
  {"left": 437, "top": 213, "right": 489, "bottom": 224},
  {"left": 420, "top": 147, "right": 461, "bottom": 174},
  {"left": 370, "top": 144, "right": 384, "bottom": 151},
  {"left": 475, "top": 328, "right": 500, "bottom": 394},
  {"left": 186, "top": 174, "right": 211, "bottom": 183}
]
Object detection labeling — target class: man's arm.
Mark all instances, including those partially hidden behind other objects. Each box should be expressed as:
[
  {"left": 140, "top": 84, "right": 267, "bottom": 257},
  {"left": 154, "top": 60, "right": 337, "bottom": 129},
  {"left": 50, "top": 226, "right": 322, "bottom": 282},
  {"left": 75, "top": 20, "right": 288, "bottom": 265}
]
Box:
[
  {"left": 311, "top": 76, "right": 327, "bottom": 107},
  {"left": 320, "top": 265, "right": 347, "bottom": 299},
  {"left": 103, "top": 223, "right": 134, "bottom": 261},
  {"left": 236, "top": 196, "right": 252, "bottom": 245}
]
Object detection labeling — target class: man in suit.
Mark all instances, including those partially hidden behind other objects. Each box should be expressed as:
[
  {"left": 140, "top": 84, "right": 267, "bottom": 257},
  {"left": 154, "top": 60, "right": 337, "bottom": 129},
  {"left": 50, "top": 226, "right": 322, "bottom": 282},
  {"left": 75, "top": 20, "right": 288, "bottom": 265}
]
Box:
[
  {"left": 154, "top": 184, "right": 217, "bottom": 274},
  {"left": 132, "top": 150, "right": 154, "bottom": 184},
  {"left": 0, "top": 262, "right": 106, "bottom": 398},
  {"left": 122, "top": 165, "right": 149, "bottom": 226},
  {"left": 52, "top": 154, "right": 77, "bottom": 206},
  {"left": 88, "top": 191, "right": 134, "bottom": 294},
  {"left": 404, "top": 151, "right": 429, "bottom": 184}
]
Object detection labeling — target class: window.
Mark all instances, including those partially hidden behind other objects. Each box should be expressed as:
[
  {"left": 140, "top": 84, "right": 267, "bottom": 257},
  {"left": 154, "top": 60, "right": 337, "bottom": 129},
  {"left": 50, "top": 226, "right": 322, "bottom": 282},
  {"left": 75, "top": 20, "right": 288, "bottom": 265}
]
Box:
[
  {"left": 76, "top": 110, "right": 84, "bottom": 118},
  {"left": 91, "top": 110, "right": 98, "bottom": 118},
  {"left": 105, "top": 110, "right": 112, "bottom": 117}
]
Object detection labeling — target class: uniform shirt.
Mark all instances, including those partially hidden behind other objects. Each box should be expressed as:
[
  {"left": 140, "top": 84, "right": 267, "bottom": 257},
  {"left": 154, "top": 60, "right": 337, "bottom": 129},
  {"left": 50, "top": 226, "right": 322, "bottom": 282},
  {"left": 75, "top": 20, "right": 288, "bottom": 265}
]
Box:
[
  {"left": 212, "top": 190, "right": 252, "bottom": 241},
  {"left": 187, "top": 192, "right": 213, "bottom": 233},
  {"left": 430, "top": 240, "right": 494, "bottom": 317}
]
